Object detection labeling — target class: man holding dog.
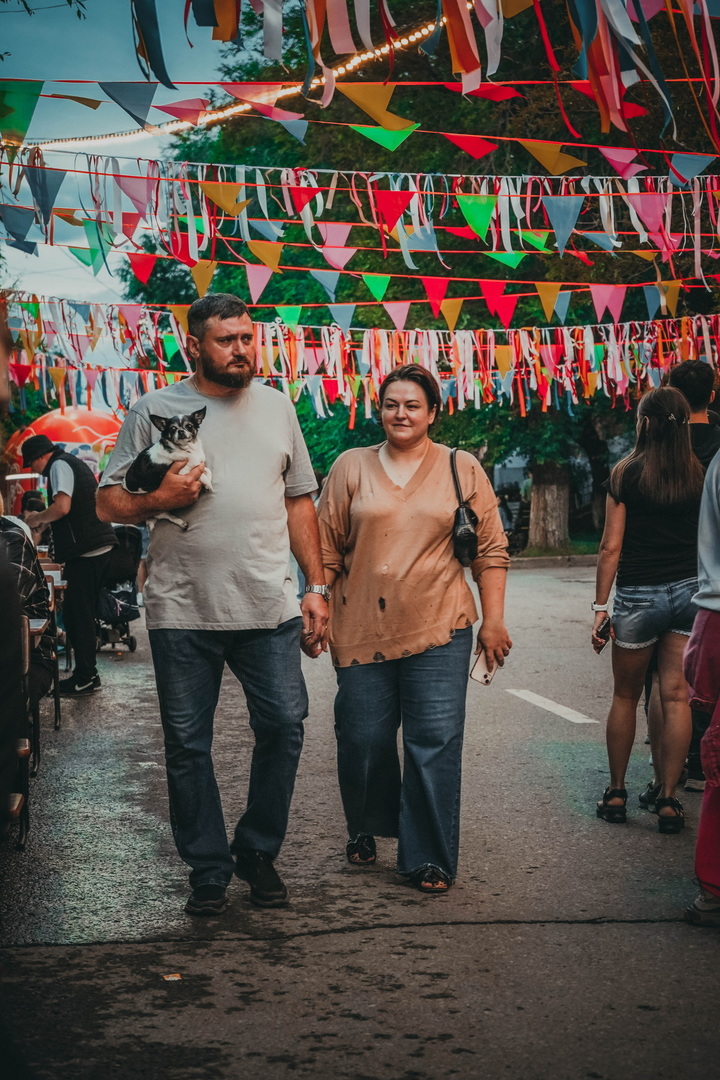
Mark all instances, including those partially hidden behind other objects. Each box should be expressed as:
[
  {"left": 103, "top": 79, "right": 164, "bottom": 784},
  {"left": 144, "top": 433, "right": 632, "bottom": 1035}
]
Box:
[{"left": 97, "top": 294, "right": 328, "bottom": 916}]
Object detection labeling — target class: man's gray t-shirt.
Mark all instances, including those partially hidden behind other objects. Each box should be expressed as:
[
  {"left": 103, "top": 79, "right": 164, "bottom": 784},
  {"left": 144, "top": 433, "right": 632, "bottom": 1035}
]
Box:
[{"left": 100, "top": 378, "right": 317, "bottom": 631}]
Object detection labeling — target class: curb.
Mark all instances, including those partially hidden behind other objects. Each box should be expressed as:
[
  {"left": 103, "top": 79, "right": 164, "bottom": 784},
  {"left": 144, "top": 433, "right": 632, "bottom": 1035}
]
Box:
[{"left": 509, "top": 554, "right": 598, "bottom": 570}]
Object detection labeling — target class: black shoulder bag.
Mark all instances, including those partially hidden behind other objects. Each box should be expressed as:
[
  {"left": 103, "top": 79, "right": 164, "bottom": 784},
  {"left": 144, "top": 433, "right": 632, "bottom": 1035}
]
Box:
[{"left": 450, "top": 448, "right": 479, "bottom": 567}]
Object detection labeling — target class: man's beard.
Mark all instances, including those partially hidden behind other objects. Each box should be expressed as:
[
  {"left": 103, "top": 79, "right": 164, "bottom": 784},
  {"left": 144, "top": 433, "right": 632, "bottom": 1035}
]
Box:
[{"left": 199, "top": 354, "right": 254, "bottom": 389}]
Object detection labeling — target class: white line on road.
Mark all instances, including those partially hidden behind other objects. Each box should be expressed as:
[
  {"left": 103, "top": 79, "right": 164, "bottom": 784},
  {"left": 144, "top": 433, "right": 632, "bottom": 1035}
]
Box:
[{"left": 505, "top": 689, "right": 600, "bottom": 725}]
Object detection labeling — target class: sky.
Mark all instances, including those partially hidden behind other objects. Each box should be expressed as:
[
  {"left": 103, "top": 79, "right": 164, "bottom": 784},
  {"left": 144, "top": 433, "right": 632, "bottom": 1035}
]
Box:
[{"left": 1, "top": 0, "right": 230, "bottom": 302}]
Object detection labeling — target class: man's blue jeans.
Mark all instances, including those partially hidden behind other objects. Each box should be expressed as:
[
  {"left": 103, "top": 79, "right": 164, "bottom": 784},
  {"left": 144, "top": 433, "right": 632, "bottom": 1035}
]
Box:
[
  {"left": 149, "top": 618, "right": 307, "bottom": 889},
  {"left": 334, "top": 627, "right": 473, "bottom": 880}
]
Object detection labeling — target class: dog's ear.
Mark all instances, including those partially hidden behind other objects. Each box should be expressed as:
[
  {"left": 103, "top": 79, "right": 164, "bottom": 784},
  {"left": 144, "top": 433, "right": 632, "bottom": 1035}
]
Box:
[
  {"left": 150, "top": 414, "right": 168, "bottom": 432},
  {"left": 190, "top": 407, "right": 207, "bottom": 427}
]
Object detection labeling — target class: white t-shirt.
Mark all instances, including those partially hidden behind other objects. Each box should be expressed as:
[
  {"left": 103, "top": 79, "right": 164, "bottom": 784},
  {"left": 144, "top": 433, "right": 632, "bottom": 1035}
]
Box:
[{"left": 100, "top": 379, "right": 317, "bottom": 631}]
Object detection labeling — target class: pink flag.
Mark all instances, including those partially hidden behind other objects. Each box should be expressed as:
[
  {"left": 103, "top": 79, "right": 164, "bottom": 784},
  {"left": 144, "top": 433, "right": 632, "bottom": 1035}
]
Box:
[
  {"left": 322, "top": 246, "right": 357, "bottom": 270},
  {"left": 382, "top": 301, "right": 411, "bottom": 331},
  {"left": 115, "top": 175, "right": 155, "bottom": 218},
  {"left": 245, "top": 263, "right": 274, "bottom": 304},
  {"left": 155, "top": 98, "right": 209, "bottom": 125},
  {"left": 589, "top": 284, "right": 627, "bottom": 323},
  {"left": 627, "top": 193, "right": 669, "bottom": 235},
  {"left": 598, "top": 147, "right": 647, "bottom": 180}
]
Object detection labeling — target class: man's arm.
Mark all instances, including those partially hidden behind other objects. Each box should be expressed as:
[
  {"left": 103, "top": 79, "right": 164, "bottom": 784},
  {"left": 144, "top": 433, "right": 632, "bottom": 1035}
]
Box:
[
  {"left": 285, "top": 493, "right": 328, "bottom": 656},
  {"left": 24, "top": 493, "right": 71, "bottom": 529},
  {"left": 96, "top": 461, "right": 206, "bottom": 524}
]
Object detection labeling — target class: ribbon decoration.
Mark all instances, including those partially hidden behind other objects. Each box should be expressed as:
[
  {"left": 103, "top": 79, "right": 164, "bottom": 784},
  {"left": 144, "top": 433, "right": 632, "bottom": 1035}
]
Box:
[{"left": 6, "top": 294, "right": 720, "bottom": 417}]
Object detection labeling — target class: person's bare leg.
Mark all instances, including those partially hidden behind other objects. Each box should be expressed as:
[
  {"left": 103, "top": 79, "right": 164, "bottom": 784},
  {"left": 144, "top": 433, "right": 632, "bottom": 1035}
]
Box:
[
  {"left": 656, "top": 632, "right": 693, "bottom": 819},
  {"left": 137, "top": 558, "right": 148, "bottom": 594},
  {"left": 647, "top": 670, "right": 663, "bottom": 784},
  {"left": 604, "top": 643, "right": 655, "bottom": 803}
]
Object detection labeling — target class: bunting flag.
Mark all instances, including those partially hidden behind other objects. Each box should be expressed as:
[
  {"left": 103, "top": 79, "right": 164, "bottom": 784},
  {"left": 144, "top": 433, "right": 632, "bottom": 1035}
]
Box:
[
  {"left": 336, "top": 83, "right": 416, "bottom": 130},
  {"left": 154, "top": 98, "right": 210, "bottom": 124},
  {"left": 350, "top": 124, "right": 419, "bottom": 150},
  {"left": 130, "top": 0, "right": 176, "bottom": 89},
  {"left": 519, "top": 140, "right": 587, "bottom": 174},
  {"left": 246, "top": 240, "right": 284, "bottom": 272},
  {"left": 127, "top": 252, "right": 158, "bottom": 284},
  {"left": 0, "top": 80, "right": 43, "bottom": 145},
  {"left": 99, "top": 82, "right": 160, "bottom": 131},
  {"left": 245, "top": 263, "right": 274, "bottom": 303}
]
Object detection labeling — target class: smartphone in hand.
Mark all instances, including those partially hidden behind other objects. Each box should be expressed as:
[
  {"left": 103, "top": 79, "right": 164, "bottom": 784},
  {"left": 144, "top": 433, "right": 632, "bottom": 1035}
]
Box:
[
  {"left": 470, "top": 651, "right": 496, "bottom": 685},
  {"left": 593, "top": 616, "right": 612, "bottom": 654}
]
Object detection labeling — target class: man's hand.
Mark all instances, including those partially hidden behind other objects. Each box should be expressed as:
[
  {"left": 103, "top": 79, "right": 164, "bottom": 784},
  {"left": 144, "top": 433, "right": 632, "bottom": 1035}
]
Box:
[
  {"left": 24, "top": 511, "right": 43, "bottom": 529},
  {"left": 154, "top": 461, "right": 205, "bottom": 511},
  {"left": 476, "top": 618, "right": 512, "bottom": 671},
  {"left": 299, "top": 592, "right": 328, "bottom": 659}
]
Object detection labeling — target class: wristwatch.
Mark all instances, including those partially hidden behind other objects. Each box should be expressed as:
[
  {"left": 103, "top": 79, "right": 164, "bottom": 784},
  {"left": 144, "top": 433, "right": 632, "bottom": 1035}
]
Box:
[
  {"left": 591, "top": 601, "right": 609, "bottom": 612},
  {"left": 305, "top": 584, "right": 331, "bottom": 603}
]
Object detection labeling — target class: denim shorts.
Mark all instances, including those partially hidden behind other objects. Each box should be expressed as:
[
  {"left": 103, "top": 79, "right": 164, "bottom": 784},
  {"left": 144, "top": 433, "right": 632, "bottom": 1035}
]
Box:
[{"left": 612, "top": 577, "right": 698, "bottom": 650}]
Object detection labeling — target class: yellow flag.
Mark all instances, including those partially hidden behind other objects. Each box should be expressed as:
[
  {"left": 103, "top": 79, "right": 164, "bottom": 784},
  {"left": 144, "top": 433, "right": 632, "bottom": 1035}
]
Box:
[
  {"left": 536, "top": 282, "right": 562, "bottom": 322},
  {"left": 247, "top": 240, "right": 284, "bottom": 273},
  {"left": 199, "top": 181, "right": 251, "bottom": 217},
  {"left": 519, "top": 140, "right": 587, "bottom": 174},
  {"left": 169, "top": 305, "right": 190, "bottom": 332},
  {"left": 494, "top": 345, "right": 515, "bottom": 377},
  {"left": 190, "top": 261, "right": 218, "bottom": 297},
  {"left": 337, "top": 83, "right": 415, "bottom": 132},
  {"left": 440, "top": 298, "right": 463, "bottom": 332}
]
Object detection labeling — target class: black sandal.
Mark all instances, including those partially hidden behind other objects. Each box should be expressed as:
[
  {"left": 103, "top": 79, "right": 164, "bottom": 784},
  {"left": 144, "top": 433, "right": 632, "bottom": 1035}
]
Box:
[
  {"left": 596, "top": 787, "right": 628, "bottom": 824},
  {"left": 346, "top": 834, "right": 376, "bottom": 865},
  {"left": 638, "top": 779, "right": 661, "bottom": 811},
  {"left": 656, "top": 797, "right": 685, "bottom": 834},
  {"left": 411, "top": 867, "right": 451, "bottom": 894}
]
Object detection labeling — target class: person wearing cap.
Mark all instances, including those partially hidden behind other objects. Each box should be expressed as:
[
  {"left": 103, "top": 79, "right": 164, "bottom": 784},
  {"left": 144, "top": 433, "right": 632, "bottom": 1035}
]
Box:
[{"left": 21, "top": 433, "right": 117, "bottom": 697}]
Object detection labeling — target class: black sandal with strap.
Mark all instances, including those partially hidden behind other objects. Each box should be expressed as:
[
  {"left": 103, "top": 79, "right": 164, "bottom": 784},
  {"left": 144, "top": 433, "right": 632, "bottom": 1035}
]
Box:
[
  {"left": 596, "top": 787, "right": 628, "bottom": 824},
  {"left": 411, "top": 866, "right": 452, "bottom": 895},
  {"left": 346, "top": 834, "right": 376, "bottom": 865},
  {"left": 656, "top": 796, "right": 685, "bottom": 834}
]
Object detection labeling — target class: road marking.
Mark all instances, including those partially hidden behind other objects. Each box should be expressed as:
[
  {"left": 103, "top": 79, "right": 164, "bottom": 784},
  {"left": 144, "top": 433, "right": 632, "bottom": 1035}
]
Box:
[{"left": 505, "top": 689, "right": 600, "bottom": 725}]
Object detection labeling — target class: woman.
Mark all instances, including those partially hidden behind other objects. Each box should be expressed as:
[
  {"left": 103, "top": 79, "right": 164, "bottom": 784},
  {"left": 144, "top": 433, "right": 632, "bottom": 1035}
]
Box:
[
  {"left": 592, "top": 386, "right": 704, "bottom": 833},
  {"left": 317, "top": 364, "right": 511, "bottom": 894}
]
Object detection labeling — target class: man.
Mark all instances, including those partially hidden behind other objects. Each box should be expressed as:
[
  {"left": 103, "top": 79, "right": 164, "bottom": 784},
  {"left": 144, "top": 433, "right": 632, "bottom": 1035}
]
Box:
[
  {"left": 668, "top": 359, "right": 720, "bottom": 471},
  {"left": 96, "top": 293, "right": 328, "bottom": 917},
  {"left": 682, "top": 447, "right": 720, "bottom": 925},
  {"left": 21, "top": 434, "right": 117, "bottom": 697}
]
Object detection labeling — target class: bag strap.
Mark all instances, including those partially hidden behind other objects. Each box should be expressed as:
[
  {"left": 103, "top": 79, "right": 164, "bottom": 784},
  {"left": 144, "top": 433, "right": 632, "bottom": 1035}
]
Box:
[{"left": 450, "top": 447, "right": 466, "bottom": 506}]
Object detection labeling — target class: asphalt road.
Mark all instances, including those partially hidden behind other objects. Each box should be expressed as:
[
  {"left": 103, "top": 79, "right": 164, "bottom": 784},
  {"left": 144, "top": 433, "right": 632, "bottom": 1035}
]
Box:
[{"left": 1, "top": 566, "right": 719, "bottom": 1080}]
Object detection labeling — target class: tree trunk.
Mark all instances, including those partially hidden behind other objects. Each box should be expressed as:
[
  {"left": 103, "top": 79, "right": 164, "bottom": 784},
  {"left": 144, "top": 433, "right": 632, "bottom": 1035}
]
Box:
[
  {"left": 576, "top": 416, "right": 610, "bottom": 532},
  {"left": 527, "top": 462, "right": 570, "bottom": 549}
]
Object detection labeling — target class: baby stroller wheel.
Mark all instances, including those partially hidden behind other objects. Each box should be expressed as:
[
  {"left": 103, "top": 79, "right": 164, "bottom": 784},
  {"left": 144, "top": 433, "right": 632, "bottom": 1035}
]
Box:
[{"left": 128, "top": 636, "right": 138, "bottom": 653}]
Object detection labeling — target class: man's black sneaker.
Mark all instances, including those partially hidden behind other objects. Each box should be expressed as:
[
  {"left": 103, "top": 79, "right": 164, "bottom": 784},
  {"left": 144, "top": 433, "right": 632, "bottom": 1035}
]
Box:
[
  {"left": 184, "top": 884, "right": 228, "bottom": 916},
  {"left": 233, "top": 849, "right": 289, "bottom": 907},
  {"left": 59, "top": 674, "right": 101, "bottom": 696}
]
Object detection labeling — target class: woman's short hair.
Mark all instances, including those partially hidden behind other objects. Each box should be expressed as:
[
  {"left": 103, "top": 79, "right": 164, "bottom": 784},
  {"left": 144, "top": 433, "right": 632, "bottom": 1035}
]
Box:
[{"left": 378, "top": 365, "right": 442, "bottom": 423}]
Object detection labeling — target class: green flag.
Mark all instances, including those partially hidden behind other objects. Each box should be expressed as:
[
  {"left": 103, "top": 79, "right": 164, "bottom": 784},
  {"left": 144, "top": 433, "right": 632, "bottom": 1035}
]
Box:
[
  {"left": 485, "top": 251, "right": 526, "bottom": 269},
  {"left": 0, "top": 80, "right": 43, "bottom": 144},
  {"left": 350, "top": 123, "right": 419, "bottom": 151},
  {"left": 456, "top": 194, "right": 498, "bottom": 242},
  {"left": 362, "top": 274, "right": 392, "bottom": 302},
  {"left": 275, "top": 306, "right": 303, "bottom": 330}
]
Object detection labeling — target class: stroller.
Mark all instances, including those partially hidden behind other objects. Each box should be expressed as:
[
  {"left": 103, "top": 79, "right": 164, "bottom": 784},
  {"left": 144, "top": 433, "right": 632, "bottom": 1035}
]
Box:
[{"left": 96, "top": 525, "right": 142, "bottom": 653}]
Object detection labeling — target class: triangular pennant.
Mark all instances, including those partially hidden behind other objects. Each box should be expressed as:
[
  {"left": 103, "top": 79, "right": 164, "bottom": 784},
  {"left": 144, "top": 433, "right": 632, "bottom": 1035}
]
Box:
[
  {"left": 337, "top": 83, "right": 415, "bottom": 131},
  {"left": 221, "top": 83, "right": 285, "bottom": 105},
  {"left": 627, "top": 193, "right": 669, "bottom": 234},
  {"left": 589, "top": 284, "right": 626, "bottom": 323},
  {"left": 442, "top": 133, "right": 498, "bottom": 159},
  {"left": 271, "top": 117, "right": 308, "bottom": 143},
  {"left": 494, "top": 293, "right": 519, "bottom": 330},
  {"left": 382, "top": 301, "right": 411, "bottom": 332},
  {"left": 440, "top": 298, "right": 463, "bottom": 331},
  {"left": 0, "top": 80, "right": 43, "bottom": 144},
  {"left": 421, "top": 277, "right": 451, "bottom": 318},
  {"left": 321, "top": 245, "right": 357, "bottom": 270},
  {"left": 190, "top": 260, "right": 217, "bottom": 297},
  {"left": 485, "top": 251, "right": 525, "bottom": 268},
  {"left": 247, "top": 240, "right": 283, "bottom": 272},
  {"left": 542, "top": 195, "right": 584, "bottom": 254},
  {"left": 115, "top": 175, "right": 155, "bottom": 217},
  {"left": 244, "top": 263, "right": 274, "bottom": 303},
  {"left": 598, "top": 147, "right": 647, "bottom": 181},
  {"left": 519, "top": 140, "right": 587, "bottom": 174},
  {"left": 581, "top": 231, "right": 617, "bottom": 252},
  {"left": 554, "top": 291, "right": 572, "bottom": 323},
  {"left": 374, "top": 190, "right": 415, "bottom": 232},
  {"left": 290, "top": 186, "right": 322, "bottom": 214},
  {"left": 494, "top": 345, "right": 515, "bottom": 377},
  {"left": 309, "top": 269, "right": 340, "bottom": 302},
  {"left": 362, "top": 274, "right": 392, "bottom": 302},
  {"left": 127, "top": 252, "right": 157, "bottom": 284},
  {"left": 24, "top": 165, "right": 66, "bottom": 225},
  {"left": 154, "top": 98, "right": 209, "bottom": 125},
  {"left": 99, "top": 82, "right": 159, "bottom": 131},
  {"left": 669, "top": 153, "right": 717, "bottom": 187},
  {"left": 275, "top": 306, "right": 303, "bottom": 330},
  {"left": 480, "top": 279, "right": 507, "bottom": 315},
  {"left": 643, "top": 284, "right": 661, "bottom": 320},
  {"left": 169, "top": 305, "right": 190, "bottom": 332},
  {"left": 350, "top": 124, "right": 419, "bottom": 151},
  {"left": 661, "top": 280, "right": 682, "bottom": 317},
  {"left": 328, "top": 304, "right": 356, "bottom": 332},
  {"left": 633, "top": 249, "right": 659, "bottom": 261},
  {"left": 317, "top": 222, "right": 353, "bottom": 247},
  {"left": 199, "top": 180, "right": 251, "bottom": 216},
  {"left": 82, "top": 219, "right": 115, "bottom": 273},
  {"left": 120, "top": 211, "right": 142, "bottom": 240},
  {"left": 251, "top": 218, "right": 285, "bottom": 241},
  {"left": 0, "top": 204, "right": 35, "bottom": 243},
  {"left": 456, "top": 194, "right": 498, "bottom": 242},
  {"left": 536, "top": 282, "right": 562, "bottom": 322},
  {"left": 519, "top": 229, "right": 551, "bottom": 252}
]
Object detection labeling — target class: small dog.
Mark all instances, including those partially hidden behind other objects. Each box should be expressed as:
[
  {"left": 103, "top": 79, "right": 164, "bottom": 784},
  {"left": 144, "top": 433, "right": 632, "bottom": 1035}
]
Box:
[{"left": 124, "top": 408, "right": 213, "bottom": 530}]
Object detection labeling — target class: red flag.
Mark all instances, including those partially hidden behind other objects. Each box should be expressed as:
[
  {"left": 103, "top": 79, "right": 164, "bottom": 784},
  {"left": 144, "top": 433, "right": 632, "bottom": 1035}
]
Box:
[{"left": 128, "top": 252, "right": 157, "bottom": 284}]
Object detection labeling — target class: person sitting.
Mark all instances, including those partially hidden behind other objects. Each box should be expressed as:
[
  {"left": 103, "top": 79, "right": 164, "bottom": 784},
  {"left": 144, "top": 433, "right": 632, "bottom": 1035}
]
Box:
[
  {"left": 20, "top": 491, "right": 52, "bottom": 549},
  {"left": 0, "top": 497, "right": 53, "bottom": 708}
]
